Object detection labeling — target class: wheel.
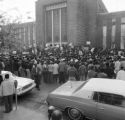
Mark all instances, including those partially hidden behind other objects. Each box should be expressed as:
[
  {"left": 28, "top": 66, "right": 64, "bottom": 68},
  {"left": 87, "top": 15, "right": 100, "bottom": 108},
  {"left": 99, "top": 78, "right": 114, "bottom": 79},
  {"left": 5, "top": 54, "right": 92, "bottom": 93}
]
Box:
[{"left": 66, "top": 108, "right": 85, "bottom": 120}]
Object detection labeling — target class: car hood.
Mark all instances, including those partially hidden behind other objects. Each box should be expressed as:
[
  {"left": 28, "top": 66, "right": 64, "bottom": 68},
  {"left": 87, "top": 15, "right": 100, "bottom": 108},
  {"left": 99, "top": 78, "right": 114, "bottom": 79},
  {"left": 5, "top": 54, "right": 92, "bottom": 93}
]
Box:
[
  {"left": 14, "top": 77, "right": 34, "bottom": 88},
  {"left": 51, "top": 81, "right": 85, "bottom": 96}
]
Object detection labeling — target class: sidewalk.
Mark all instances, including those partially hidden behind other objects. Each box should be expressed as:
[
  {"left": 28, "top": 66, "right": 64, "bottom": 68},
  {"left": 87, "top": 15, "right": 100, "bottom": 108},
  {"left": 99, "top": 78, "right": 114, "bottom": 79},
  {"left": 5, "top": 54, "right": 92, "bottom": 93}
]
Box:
[
  {"left": 0, "top": 105, "right": 48, "bottom": 120},
  {"left": 0, "top": 82, "right": 59, "bottom": 120}
]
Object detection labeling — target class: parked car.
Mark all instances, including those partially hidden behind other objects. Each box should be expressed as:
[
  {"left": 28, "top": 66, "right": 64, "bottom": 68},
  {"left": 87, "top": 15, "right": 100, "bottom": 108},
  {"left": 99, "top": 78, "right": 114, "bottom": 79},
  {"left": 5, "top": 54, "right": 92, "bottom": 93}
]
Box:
[
  {"left": 47, "top": 78, "right": 125, "bottom": 120},
  {"left": 1, "top": 71, "right": 36, "bottom": 95}
]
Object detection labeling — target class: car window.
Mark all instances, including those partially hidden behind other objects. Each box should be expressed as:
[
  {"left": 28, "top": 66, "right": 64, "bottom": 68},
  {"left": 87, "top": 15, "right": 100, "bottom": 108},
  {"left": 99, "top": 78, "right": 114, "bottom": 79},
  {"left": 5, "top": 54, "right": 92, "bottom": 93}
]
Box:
[
  {"left": 112, "top": 94, "right": 125, "bottom": 108},
  {"left": 93, "top": 92, "right": 98, "bottom": 102},
  {"left": 96, "top": 92, "right": 125, "bottom": 108},
  {"left": 98, "top": 92, "right": 112, "bottom": 105}
]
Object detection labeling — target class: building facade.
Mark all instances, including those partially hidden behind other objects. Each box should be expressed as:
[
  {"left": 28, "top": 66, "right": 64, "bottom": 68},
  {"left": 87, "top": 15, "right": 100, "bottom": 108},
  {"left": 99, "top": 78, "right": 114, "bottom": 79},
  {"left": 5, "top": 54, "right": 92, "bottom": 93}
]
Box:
[
  {"left": 35, "top": 0, "right": 107, "bottom": 48},
  {"left": 36, "top": 0, "right": 125, "bottom": 49},
  {"left": 13, "top": 22, "right": 36, "bottom": 51},
  {"left": 1, "top": 22, "right": 36, "bottom": 52},
  {"left": 97, "top": 12, "right": 125, "bottom": 49}
]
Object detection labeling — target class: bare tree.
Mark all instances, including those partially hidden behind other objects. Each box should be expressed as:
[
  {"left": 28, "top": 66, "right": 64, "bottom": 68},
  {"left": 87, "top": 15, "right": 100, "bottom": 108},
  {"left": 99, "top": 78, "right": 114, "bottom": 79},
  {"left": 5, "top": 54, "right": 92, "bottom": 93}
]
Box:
[{"left": 0, "top": 13, "right": 22, "bottom": 52}]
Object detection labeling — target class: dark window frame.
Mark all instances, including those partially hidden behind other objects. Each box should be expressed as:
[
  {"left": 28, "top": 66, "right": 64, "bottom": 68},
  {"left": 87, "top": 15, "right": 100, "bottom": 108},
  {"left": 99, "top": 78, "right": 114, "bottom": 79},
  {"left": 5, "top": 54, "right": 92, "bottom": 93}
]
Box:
[{"left": 93, "top": 92, "right": 125, "bottom": 108}]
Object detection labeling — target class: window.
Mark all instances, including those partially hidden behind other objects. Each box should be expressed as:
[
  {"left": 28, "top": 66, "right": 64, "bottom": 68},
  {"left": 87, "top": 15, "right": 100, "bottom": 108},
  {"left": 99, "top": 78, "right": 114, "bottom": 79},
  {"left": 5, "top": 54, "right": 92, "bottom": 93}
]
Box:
[
  {"left": 121, "top": 17, "right": 125, "bottom": 24},
  {"left": 102, "top": 26, "right": 107, "bottom": 49},
  {"left": 96, "top": 92, "right": 125, "bottom": 108},
  {"left": 112, "top": 19, "right": 116, "bottom": 24},
  {"left": 121, "top": 24, "right": 125, "bottom": 49},
  {"left": 112, "top": 94, "right": 125, "bottom": 107},
  {"left": 98, "top": 92, "right": 112, "bottom": 105},
  {"left": 93, "top": 92, "right": 98, "bottom": 102},
  {"left": 111, "top": 25, "right": 116, "bottom": 49}
]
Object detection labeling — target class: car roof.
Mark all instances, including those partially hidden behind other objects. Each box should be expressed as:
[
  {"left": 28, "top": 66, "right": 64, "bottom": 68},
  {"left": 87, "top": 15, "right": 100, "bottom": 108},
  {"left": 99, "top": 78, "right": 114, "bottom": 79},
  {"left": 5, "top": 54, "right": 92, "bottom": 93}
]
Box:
[
  {"left": 82, "top": 78, "right": 125, "bottom": 96},
  {"left": 1, "top": 71, "right": 12, "bottom": 74}
]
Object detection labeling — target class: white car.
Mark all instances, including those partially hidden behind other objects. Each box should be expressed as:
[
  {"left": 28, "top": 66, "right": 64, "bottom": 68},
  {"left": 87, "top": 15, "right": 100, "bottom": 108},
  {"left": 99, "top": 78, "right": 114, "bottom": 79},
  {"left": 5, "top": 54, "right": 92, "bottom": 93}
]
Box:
[
  {"left": 47, "top": 78, "right": 125, "bottom": 120},
  {"left": 1, "top": 71, "right": 36, "bottom": 95}
]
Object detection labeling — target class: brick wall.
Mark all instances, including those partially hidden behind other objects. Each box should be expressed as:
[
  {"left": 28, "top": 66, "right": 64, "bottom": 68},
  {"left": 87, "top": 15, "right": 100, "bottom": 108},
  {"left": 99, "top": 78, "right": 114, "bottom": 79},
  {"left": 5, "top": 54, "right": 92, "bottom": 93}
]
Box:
[
  {"left": 36, "top": 0, "right": 107, "bottom": 48},
  {"left": 36, "top": 0, "right": 66, "bottom": 48}
]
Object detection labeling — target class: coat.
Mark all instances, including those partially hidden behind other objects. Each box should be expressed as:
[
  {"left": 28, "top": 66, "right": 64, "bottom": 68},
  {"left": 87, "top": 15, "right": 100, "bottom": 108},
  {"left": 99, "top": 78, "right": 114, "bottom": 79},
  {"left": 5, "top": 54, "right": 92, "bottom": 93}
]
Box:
[{"left": 0, "top": 79, "right": 15, "bottom": 96}]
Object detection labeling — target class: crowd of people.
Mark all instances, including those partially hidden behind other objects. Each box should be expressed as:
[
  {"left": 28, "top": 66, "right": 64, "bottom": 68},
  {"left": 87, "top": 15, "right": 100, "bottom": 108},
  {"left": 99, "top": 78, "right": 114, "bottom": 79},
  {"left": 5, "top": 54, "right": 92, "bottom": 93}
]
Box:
[
  {"left": 0, "top": 45, "right": 125, "bottom": 89},
  {"left": 0, "top": 44, "right": 125, "bottom": 114}
]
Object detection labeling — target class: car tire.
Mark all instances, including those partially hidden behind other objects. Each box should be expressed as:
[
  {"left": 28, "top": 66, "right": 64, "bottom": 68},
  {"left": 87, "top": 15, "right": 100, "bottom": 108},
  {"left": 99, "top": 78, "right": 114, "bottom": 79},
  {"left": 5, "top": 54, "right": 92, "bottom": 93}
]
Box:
[{"left": 66, "top": 108, "right": 85, "bottom": 120}]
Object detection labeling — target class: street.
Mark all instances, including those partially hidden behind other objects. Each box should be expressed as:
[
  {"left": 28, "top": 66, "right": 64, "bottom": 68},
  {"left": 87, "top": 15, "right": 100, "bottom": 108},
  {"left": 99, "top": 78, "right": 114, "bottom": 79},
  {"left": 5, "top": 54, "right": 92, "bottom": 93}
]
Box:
[{"left": 0, "top": 82, "right": 60, "bottom": 120}]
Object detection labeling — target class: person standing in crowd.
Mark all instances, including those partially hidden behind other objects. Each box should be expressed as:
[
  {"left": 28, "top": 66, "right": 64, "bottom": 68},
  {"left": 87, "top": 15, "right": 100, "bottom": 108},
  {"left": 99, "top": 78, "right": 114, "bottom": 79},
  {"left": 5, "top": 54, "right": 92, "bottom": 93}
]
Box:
[
  {"left": 0, "top": 72, "right": 3, "bottom": 107},
  {"left": 0, "top": 72, "right": 3, "bottom": 96},
  {"left": 58, "top": 59, "right": 67, "bottom": 84},
  {"left": 0, "top": 60, "right": 5, "bottom": 73},
  {"left": 0, "top": 74, "right": 15, "bottom": 113},
  {"left": 31, "top": 64, "right": 37, "bottom": 82},
  {"left": 31, "top": 63, "right": 41, "bottom": 90},
  {"left": 25, "top": 61, "right": 31, "bottom": 78},
  {"left": 87, "top": 65, "right": 97, "bottom": 79},
  {"left": 18, "top": 64, "right": 25, "bottom": 77},
  {"left": 67, "top": 63, "right": 78, "bottom": 81},
  {"left": 1, "top": 60, "right": 5, "bottom": 70},
  {"left": 120, "top": 57, "right": 125, "bottom": 70},
  {"left": 48, "top": 61, "right": 54, "bottom": 83},
  {"left": 53, "top": 61, "right": 59, "bottom": 83},
  {"left": 114, "top": 58, "right": 121, "bottom": 74},
  {"left": 116, "top": 66, "right": 125, "bottom": 80},
  {"left": 42, "top": 61, "right": 49, "bottom": 83},
  {"left": 36, "top": 61, "right": 42, "bottom": 90},
  {"left": 78, "top": 63, "right": 86, "bottom": 81},
  {"left": 97, "top": 68, "right": 108, "bottom": 78},
  {"left": 4, "top": 59, "right": 11, "bottom": 71},
  {"left": 104, "top": 62, "right": 114, "bottom": 78},
  {"left": 13, "top": 59, "right": 19, "bottom": 76}
]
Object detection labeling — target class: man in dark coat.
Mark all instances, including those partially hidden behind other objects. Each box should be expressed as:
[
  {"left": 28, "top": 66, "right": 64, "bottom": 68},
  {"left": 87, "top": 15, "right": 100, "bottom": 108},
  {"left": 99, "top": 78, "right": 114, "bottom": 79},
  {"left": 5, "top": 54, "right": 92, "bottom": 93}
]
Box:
[{"left": 58, "top": 59, "right": 67, "bottom": 84}]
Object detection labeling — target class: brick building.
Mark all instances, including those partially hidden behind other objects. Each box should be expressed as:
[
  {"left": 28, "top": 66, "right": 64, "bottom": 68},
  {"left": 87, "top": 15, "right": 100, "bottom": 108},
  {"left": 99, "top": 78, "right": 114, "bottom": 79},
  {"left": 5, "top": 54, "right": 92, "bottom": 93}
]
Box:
[
  {"left": 35, "top": 0, "right": 107, "bottom": 48},
  {"left": 13, "top": 22, "right": 36, "bottom": 51},
  {"left": 1, "top": 22, "right": 36, "bottom": 52},
  {"left": 97, "top": 12, "right": 125, "bottom": 49},
  {"left": 35, "top": 0, "right": 125, "bottom": 49},
  {"left": 2, "top": 22, "right": 36, "bottom": 51}
]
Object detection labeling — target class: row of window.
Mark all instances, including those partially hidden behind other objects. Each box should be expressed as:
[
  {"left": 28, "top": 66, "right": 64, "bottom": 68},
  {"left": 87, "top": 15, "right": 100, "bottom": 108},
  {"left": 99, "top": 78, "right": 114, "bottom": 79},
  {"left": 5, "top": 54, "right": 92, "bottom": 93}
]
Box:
[
  {"left": 102, "top": 24, "right": 125, "bottom": 49},
  {"left": 111, "top": 18, "right": 125, "bottom": 24},
  {"left": 14, "top": 26, "right": 36, "bottom": 47}
]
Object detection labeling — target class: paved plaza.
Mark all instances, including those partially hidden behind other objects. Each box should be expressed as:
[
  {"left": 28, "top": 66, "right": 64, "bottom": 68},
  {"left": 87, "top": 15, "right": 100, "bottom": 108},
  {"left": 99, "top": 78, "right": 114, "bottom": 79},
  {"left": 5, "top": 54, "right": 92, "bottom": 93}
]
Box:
[{"left": 0, "top": 82, "right": 60, "bottom": 120}]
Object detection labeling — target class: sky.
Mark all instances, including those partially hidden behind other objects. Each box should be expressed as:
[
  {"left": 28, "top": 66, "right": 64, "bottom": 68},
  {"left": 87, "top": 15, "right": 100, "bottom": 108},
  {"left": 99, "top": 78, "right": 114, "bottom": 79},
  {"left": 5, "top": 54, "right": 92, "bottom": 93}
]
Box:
[
  {"left": 0, "top": 0, "right": 36, "bottom": 22},
  {"left": 103, "top": 0, "right": 125, "bottom": 12},
  {"left": 0, "top": 0, "right": 125, "bottom": 22}
]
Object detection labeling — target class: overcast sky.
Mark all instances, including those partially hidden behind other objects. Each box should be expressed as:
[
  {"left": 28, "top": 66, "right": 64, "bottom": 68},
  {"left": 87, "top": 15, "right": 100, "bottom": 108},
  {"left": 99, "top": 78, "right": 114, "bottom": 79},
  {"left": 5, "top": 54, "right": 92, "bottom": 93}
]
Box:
[
  {"left": 0, "top": 0, "right": 36, "bottom": 22},
  {"left": 0, "top": 0, "right": 125, "bottom": 22},
  {"left": 103, "top": 0, "right": 125, "bottom": 12}
]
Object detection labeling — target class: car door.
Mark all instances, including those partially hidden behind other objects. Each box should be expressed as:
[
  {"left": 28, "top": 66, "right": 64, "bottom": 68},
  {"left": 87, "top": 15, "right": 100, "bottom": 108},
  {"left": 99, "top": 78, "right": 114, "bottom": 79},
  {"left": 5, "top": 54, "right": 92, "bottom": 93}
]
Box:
[
  {"left": 73, "top": 90, "right": 98, "bottom": 119},
  {"left": 96, "top": 92, "right": 125, "bottom": 120}
]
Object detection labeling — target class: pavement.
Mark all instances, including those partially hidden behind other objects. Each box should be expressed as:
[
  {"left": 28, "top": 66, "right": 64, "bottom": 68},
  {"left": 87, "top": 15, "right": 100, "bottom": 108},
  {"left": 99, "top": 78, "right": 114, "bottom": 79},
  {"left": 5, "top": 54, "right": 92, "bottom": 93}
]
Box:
[
  {"left": 0, "top": 105, "right": 48, "bottom": 120},
  {"left": 0, "top": 81, "right": 60, "bottom": 120}
]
